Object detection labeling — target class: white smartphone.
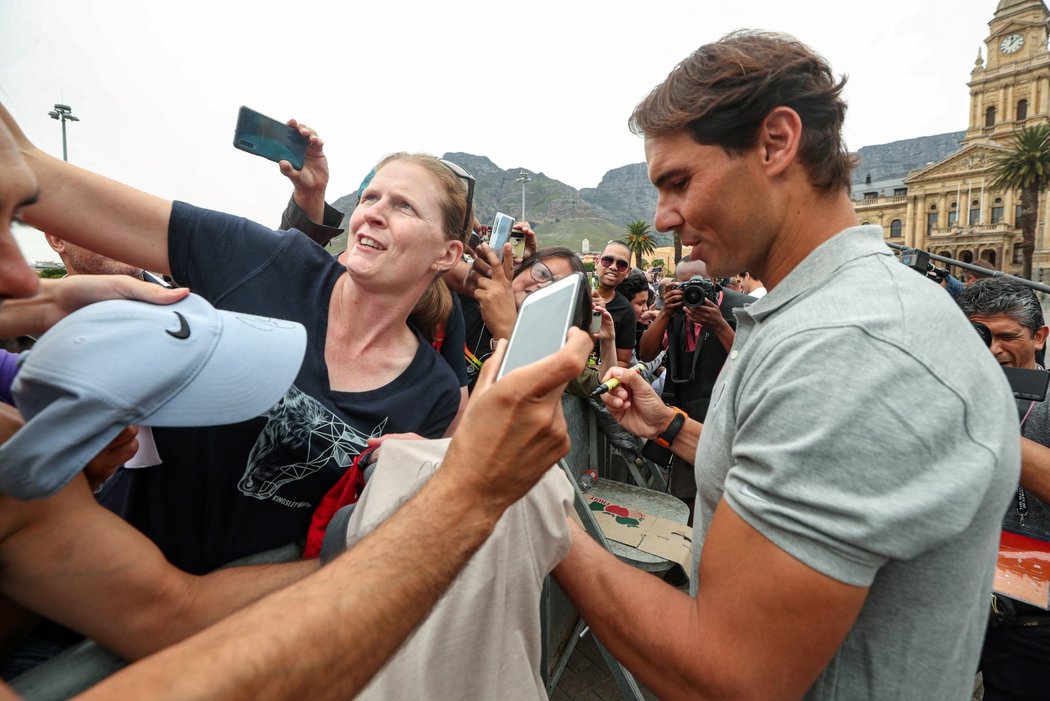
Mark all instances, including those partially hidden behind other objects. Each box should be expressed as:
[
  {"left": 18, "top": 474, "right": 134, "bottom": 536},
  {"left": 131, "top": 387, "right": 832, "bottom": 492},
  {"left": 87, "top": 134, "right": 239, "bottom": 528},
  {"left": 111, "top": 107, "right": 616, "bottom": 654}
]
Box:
[
  {"left": 498, "top": 272, "right": 589, "bottom": 380},
  {"left": 490, "top": 212, "right": 515, "bottom": 260}
]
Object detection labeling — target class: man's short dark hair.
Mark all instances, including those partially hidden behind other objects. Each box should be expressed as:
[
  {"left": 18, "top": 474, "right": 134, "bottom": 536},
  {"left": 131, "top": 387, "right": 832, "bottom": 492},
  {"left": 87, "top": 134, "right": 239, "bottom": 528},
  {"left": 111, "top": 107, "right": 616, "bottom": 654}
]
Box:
[
  {"left": 957, "top": 278, "right": 1045, "bottom": 333},
  {"left": 629, "top": 30, "right": 856, "bottom": 193},
  {"left": 617, "top": 270, "right": 652, "bottom": 305}
]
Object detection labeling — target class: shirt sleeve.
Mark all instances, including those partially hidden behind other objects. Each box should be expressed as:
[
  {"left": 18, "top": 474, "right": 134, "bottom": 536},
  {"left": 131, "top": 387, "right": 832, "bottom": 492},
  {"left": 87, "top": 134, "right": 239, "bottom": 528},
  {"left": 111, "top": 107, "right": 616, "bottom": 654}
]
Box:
[
  {"left": 0, "top": 350, "right": 20, "bottom": 405},
  {"left": 277, "top": 196, "right": 345, "bottom": 248}
]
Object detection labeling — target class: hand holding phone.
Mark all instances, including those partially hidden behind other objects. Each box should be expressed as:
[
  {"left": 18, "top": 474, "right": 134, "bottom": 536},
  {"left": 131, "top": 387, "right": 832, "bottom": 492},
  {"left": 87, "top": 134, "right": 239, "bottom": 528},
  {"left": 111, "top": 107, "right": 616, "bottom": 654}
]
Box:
[
  {"left": 234, "top": 106, "right": 308, "bottom": 170},
  {"left": 490, "top": 213, "right": 515, "bottom": 261},
  {"left": 498, "top": 273, "right": 590, "bottom": 380}
]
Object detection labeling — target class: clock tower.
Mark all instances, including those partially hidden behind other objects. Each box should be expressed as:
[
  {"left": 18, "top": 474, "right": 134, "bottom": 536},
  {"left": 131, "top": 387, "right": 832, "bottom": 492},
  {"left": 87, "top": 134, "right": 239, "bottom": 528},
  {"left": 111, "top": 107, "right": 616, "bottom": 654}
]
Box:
[{"left": 963, "top": 0, "right": 1050, "bottom": 143}]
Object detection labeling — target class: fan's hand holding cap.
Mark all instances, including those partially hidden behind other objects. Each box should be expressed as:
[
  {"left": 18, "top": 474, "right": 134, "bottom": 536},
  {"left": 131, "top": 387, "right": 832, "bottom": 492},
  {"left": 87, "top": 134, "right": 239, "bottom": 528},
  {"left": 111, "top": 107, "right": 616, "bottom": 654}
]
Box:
[{"left": 0, "top": 293, "right": 307, "bottom": 499}]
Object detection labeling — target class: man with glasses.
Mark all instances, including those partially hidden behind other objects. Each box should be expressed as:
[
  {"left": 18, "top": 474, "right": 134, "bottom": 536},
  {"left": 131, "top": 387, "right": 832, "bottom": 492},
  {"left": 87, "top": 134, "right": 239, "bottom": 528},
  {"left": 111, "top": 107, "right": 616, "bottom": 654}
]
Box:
[{"left": 592, "top": 241, "right": 637, "bottom": 367}]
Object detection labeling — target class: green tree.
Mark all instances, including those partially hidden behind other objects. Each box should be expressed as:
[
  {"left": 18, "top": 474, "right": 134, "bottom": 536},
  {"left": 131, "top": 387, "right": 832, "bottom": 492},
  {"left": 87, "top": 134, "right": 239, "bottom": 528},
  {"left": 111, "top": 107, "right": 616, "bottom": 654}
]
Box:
[
  {"left": 38, "top": 267, "right": 67, "bottom": 279},
  {"left": 624, "top": 220, "right": 656, "bottom": 269},
  {"left": 991, "top": 124, "right": 1050, "bottom": 280}
]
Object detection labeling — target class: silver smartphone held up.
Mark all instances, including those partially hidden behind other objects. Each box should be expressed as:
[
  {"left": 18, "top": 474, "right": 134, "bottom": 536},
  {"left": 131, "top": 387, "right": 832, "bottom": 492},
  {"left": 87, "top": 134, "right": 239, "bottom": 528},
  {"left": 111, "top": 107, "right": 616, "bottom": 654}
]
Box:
[
  {"left": 490, "top": 212, "right": 515, "bottom": 260},
  {"left": 498, "top": 272, "right": 590, "bottom": 380}
]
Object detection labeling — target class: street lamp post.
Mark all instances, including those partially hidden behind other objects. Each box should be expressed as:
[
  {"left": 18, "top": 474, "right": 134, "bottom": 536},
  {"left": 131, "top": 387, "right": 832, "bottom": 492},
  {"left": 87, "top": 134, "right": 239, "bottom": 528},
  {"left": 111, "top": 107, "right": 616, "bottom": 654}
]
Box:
[
  {"left": 47, "top": 104, "right": 80, "bottom": 162},
  {"left": 515, "top": 171, "right": 532, "bottom": 220}
]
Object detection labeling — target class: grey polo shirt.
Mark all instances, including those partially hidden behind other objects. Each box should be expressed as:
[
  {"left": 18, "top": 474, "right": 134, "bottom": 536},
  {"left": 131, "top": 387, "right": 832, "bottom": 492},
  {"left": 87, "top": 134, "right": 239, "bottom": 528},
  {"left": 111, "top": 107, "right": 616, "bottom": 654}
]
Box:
[{"left": 691, "top": 225, "right": 1018, "bottom": 699}]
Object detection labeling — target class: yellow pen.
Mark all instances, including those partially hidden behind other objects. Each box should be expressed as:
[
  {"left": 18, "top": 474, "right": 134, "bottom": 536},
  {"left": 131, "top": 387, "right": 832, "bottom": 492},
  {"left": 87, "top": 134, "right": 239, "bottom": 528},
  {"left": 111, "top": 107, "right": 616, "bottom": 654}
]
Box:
[{"left": 589, "top": 362, "right": 646, "bottom": 398}]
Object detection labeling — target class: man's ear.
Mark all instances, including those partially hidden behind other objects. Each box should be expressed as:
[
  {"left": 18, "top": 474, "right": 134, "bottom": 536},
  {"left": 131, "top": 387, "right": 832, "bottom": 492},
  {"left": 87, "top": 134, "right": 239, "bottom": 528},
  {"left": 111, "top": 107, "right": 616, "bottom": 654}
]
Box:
[
  {"left": 43, "top": 233, "right": 66, "bottom": 254},
  {"left": 1035, "top": 325, "right": 1048, "bottom": 352},
  {"left": 757, "top": 106, "right": 802, "bottom": 178}
]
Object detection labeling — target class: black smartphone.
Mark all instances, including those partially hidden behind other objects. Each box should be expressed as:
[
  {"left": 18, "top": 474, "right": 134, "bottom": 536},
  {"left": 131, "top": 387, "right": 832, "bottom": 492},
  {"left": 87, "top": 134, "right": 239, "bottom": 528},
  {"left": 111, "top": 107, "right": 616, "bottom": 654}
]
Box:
[
  {"left": 233, "top": 106, "right": 307, "bottom": 170},
  {"left": 498, "top": 273, "right": 589, "bottom": 380},
  {"left": 1003, "top": 366, "right": 1050, "bottom": 401}
]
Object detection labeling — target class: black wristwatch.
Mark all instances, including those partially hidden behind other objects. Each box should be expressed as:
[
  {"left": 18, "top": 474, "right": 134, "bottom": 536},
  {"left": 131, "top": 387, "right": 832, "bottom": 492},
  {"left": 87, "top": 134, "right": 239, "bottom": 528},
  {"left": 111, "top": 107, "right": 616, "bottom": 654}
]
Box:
[{"left": 655, "top": 407, "right": 687, "bottom": 449}]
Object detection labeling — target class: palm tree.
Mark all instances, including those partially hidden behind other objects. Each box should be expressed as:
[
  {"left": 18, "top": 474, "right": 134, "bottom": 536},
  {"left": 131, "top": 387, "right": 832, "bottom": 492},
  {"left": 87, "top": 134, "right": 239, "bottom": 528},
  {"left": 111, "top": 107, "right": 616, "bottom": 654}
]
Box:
[
  {"left": 624, "top": 220, "right": 656, "bottom": 269},
  {"left": 991, "top": 124, "right": 1050, "bottom": 280}
]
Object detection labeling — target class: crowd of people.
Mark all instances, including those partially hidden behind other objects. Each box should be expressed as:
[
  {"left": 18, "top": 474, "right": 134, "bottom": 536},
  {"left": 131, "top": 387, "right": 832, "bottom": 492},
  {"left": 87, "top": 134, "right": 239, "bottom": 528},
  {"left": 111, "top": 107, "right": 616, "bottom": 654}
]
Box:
[{"left": 0, "top": 28, "right": 1042, "bottom": 701}]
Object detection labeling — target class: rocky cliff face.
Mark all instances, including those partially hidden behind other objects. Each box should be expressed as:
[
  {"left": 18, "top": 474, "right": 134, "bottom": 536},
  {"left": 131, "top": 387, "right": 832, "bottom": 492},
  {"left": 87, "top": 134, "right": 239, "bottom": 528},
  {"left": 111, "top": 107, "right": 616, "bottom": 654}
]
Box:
[{"left": 579, "top": 163, "right": 657, "bottom": 227}]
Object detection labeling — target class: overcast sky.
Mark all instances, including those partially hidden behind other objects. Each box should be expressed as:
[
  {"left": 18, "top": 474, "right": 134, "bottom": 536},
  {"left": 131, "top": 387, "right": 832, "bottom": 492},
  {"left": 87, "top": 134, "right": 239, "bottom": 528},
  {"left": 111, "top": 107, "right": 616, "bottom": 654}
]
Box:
[{"left": 3, "top": 0, "right": 998, "bottom": 264}]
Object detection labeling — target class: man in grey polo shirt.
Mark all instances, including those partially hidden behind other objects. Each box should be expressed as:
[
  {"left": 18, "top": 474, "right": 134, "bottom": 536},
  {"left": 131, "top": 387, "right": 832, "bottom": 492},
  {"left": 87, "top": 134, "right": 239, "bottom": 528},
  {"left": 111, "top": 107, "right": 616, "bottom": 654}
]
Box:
[{"left": 554, "top": 31, "right": 1018, "bottom": 699}]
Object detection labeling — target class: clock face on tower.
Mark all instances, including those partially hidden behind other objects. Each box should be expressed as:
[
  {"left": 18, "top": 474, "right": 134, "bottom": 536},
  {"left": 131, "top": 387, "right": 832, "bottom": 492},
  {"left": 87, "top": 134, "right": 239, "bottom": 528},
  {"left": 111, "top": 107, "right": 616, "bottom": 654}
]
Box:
[{"left": 1000, "top": 33, "right": 1024, "bottom": 54}]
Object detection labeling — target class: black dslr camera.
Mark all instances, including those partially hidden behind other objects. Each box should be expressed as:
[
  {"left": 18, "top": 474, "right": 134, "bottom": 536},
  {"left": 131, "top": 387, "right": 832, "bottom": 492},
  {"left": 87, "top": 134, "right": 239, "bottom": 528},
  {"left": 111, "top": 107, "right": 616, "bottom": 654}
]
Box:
[{"left": 677, "top": 276, "right": 719, "bottom": 308}]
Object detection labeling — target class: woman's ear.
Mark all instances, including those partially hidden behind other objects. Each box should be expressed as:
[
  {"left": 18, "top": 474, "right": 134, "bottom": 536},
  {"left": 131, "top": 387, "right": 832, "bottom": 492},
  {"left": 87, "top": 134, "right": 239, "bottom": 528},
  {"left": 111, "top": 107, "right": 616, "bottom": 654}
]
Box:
[{"left": 434, "top": 239, "right": 464, "bottom": 272}]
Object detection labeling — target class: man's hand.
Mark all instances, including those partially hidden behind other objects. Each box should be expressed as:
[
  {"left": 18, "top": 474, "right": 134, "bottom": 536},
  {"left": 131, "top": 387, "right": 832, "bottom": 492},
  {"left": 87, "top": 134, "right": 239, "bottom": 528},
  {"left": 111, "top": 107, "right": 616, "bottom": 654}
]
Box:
[
  {"left": 443, "top": 329, "right": 592, "bottom": 510},
  {"left": 0, "top": 277, "right": 188, "bottom": 338},
  {"left": 595, "top": 305, "right": 615, "bottom": 342},
  {"left": 279, "top": 119, "right": 328, "bottom": 224},
  {"left": 659, "top": 285, "right": 684, "bottom": 316},
  {"left": 84, "top": 426, "right": 139, "bottom": 491},
  {"left": 600, "top": 365, "right": 673, "bottom": 441},
  {"left": 684, "top": 298, "right": 728, "bottom": 331},
  {"left": 473, "top": 243, "right": 518, "bottom": 340}
]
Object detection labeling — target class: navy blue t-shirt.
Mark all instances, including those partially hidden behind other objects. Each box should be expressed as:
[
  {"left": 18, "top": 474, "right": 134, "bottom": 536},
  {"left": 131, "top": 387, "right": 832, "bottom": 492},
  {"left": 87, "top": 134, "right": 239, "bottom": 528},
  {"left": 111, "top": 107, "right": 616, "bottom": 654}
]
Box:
[{"left": 99, "top": 202, "right": 460, "bottom": 574}]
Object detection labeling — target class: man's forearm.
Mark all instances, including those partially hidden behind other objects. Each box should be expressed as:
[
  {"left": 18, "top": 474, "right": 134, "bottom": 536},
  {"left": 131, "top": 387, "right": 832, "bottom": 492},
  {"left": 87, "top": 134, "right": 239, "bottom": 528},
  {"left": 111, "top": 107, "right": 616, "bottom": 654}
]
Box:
[
  {"left": 554, "top": 529, "right": 708, "bottom": 699},
  {"left": 79, "top": 468, "right": 505, "bottom": 701},
  {"left": 638, "top": 312, "right": 671, "bottom": 361}
]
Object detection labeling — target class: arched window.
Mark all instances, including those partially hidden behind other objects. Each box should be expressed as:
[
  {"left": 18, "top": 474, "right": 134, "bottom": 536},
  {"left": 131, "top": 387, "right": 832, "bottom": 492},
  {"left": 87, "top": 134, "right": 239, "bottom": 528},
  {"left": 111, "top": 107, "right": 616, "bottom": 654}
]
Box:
[
  {"left": 961, "top": 250, "right": 974, "bottom": 263},
  {"left": 890, "top": 219, "right": 902, "bottom": 237},
  {"left": 986, "top": 106, "right": 997, "bottom": 127},
  {"left": 1017, "top": 99, "right": 1028, "bottom": 121},
  {"left": 982, "top": 250, "right": 997, "bottom": 267}
]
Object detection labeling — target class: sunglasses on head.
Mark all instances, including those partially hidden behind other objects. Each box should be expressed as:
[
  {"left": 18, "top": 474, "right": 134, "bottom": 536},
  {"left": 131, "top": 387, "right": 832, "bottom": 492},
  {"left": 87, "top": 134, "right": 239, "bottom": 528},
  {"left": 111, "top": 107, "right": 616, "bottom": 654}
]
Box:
[
  {"left": 599, "top": 255, "right": 630, "bottom": 272},
  {"left": 437, "top": 159, "right": 475, "bottom": 237}
]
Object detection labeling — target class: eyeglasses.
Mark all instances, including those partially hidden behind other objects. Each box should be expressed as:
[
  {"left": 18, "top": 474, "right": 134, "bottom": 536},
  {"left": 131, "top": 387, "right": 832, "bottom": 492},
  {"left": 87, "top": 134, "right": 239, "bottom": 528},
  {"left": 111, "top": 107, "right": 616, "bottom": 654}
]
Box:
[
  {"left": 599, "top": 255, "right": 630, "bottom": 272},
  {"left": 438, "top": 159, "right": 475, "bottom": 237},
  {"left": 528, "top": 260, "right": 559, "bottom": 286}
]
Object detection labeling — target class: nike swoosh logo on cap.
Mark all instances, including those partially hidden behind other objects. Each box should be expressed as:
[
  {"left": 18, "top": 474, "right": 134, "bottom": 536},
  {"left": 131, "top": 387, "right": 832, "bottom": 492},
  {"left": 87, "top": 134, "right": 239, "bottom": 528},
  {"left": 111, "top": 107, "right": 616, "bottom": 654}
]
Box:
[{"left": 166, "top": 312, "right": 191, "bottom": 339}]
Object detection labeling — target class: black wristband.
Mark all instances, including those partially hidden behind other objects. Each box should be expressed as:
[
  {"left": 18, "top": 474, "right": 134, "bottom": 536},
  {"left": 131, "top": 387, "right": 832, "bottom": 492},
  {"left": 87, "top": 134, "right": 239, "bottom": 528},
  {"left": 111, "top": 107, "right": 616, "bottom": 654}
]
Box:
[{"left": 655, "top": 407, "right": 687, "bottom": 449}]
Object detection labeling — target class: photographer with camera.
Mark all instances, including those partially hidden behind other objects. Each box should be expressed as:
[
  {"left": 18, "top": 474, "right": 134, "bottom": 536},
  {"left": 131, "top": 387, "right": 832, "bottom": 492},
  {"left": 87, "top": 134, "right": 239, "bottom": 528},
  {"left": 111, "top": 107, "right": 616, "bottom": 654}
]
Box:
[
  {"left": 957, "top": 277, "right": 1050, "bottom": 698},
  {"left": 637, "top": 257, "right": 752, "bottom": 511}
]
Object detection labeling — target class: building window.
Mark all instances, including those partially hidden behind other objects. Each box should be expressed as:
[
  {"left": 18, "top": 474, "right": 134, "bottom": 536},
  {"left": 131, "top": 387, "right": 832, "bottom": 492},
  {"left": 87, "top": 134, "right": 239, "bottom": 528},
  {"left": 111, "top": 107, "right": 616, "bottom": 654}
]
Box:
[
  {"left": 864, "top": 191, "right": 878, "bottom": 201},
  {"left": 962, "top": 250, "right": 974, "bottom": 263},
  {"left": 948, "top": 210, "right": 958, "bottom": 227},
  {"left": 1017, "top": 99, "right": 1028, "bottom": 121},
  {"left": 890, "top": 219, "right": 902, "bottom": 237},
  {"left": 1016, "top": 203, "right": 1024, "bottom": 225},
  {"left": 969, "top": 199, "right": 981, "bottom": 225},
  {"left": 986, "top": 106, "right": 997, "bottom": 127},
  {"left": 992, "top": 206, "right": 1004, "bottom": 223},
  {"left": 927, "top": 211, "right": 938, "bottom": 235},
  {"left": 1014, "top": 243, "right": 1024, "bottom": 264},
  {"left": 893, "top": 188, "right": 907, "bottom": 197},
  {"left": 983, "top": 251, "right": 997, "bottom": 267}
]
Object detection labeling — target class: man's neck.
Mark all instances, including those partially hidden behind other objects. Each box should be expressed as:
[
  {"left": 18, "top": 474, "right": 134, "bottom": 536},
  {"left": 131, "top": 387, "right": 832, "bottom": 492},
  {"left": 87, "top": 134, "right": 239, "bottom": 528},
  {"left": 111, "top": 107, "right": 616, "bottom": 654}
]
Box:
[
  {"left": 761, "top": 189, "right": 858, "bottom": 291},
  {"left": 597, "top": 285, "right": 616, "bottom": 302}
]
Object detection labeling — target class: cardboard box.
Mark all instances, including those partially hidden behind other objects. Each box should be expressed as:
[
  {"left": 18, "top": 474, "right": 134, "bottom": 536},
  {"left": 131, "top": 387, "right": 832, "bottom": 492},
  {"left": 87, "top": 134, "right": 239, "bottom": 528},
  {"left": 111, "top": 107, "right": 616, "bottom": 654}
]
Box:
[{"left": 586, "top": 495, "right": 693, "bottom": 578}]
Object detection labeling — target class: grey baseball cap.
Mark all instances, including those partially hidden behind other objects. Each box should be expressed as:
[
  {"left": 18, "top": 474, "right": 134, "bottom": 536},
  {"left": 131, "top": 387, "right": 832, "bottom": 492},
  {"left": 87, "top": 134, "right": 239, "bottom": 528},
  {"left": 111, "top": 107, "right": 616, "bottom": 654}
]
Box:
[{"left": 0, "top": 293, "right": 307, "bottom": 500}]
